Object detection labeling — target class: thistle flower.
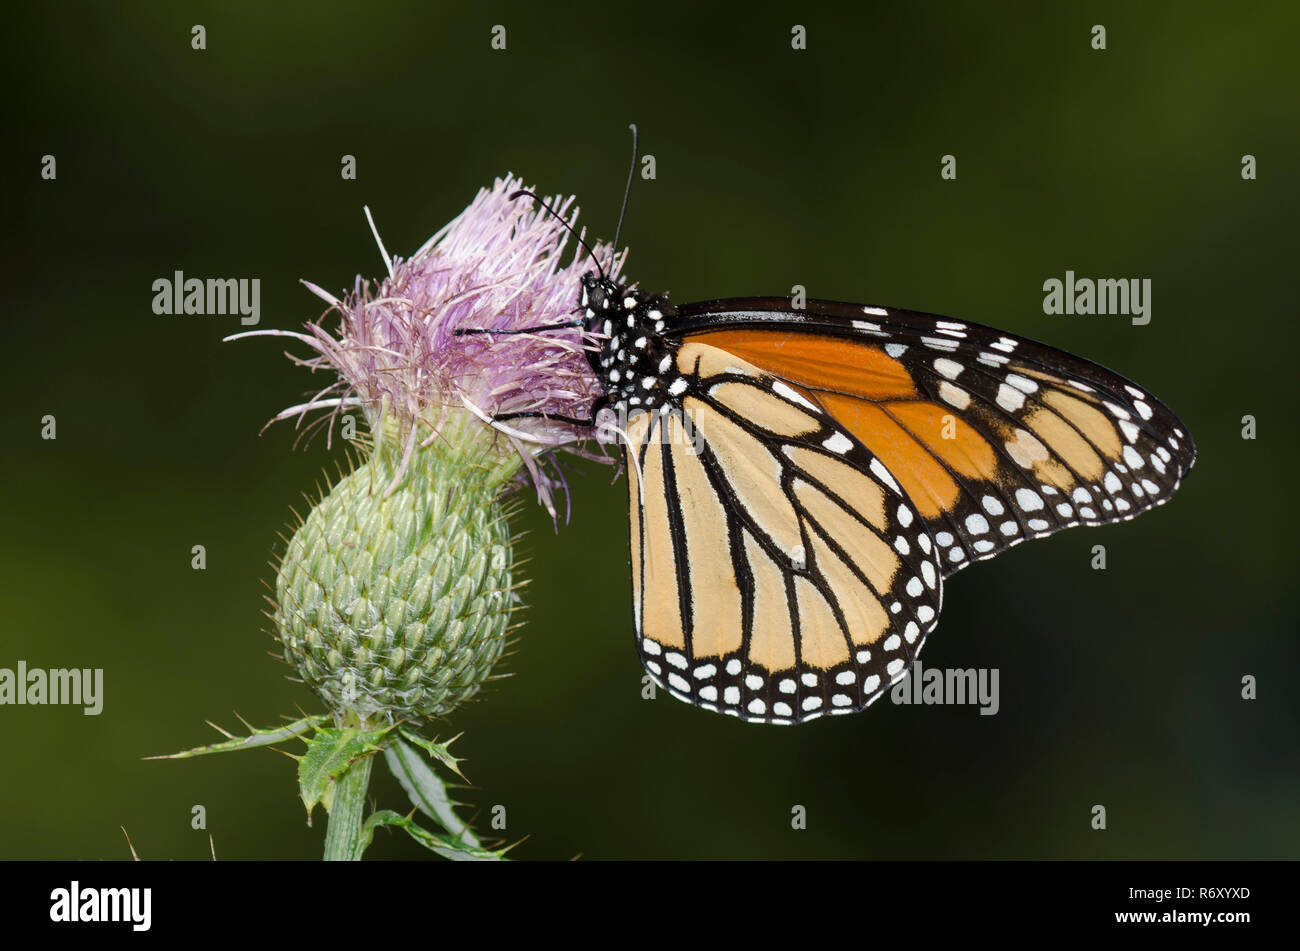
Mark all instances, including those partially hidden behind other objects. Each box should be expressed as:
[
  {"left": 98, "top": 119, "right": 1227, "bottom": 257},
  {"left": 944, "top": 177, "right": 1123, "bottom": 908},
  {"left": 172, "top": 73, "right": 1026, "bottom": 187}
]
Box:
[
  {"left": 229, "top": 174, "right": 625, "bottom": 729},
  {"left": 162, "top": 176, "right": 627, "bottom": 860},
  {"left": 270, "top": 174, "right": 625, "bottom": 515}
]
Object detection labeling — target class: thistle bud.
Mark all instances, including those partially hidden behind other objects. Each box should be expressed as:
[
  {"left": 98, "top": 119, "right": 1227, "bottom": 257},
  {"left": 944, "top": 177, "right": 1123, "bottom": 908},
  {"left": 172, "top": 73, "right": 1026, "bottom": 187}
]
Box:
[{"left": 276, "top": 423, "right": 520, "bottom": 721}]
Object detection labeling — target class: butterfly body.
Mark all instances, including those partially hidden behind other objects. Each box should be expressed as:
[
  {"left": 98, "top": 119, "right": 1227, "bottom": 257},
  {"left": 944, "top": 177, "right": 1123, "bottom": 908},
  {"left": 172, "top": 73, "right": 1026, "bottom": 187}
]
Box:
[
  {"left": 580, "top": 274, "right": 679, "bottom": 415},
  {"left": 574, "top": 271, "right": 1195, "bottom": 724}
]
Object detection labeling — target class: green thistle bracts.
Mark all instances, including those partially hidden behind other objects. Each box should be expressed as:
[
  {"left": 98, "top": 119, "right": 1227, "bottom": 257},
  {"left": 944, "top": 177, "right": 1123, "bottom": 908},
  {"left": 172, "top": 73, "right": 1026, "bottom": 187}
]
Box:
[{"left": 275, "top": 431, "right": 521, "bottom": 723}]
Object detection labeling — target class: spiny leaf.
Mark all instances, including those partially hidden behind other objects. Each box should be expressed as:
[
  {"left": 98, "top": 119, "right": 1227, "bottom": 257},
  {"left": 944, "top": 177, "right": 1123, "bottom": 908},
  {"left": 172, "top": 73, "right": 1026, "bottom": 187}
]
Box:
[
  {"left": 362, "top": 810, "right": 509, "bottom": 861},
  {"left": 398, "top": 727, "right": 469, "bottom": 781},
  {"left": 146, "top": 715, "right": 325, "bottom": 760},
  {"left": 384, "top": 738, "right": 480, "bottom": 847},
  {"left": 298, "top": 726, "right": 392, "bottom": 816}
]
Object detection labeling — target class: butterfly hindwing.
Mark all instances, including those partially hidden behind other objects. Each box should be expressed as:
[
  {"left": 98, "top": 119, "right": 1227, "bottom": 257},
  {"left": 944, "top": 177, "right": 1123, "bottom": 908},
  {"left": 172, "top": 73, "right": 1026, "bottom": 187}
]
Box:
[
  {"left": 623, "top": 341, "right": 942, "bottom": 724},
  {"left": 671, "top": 299, "right": 1196, "bottom": 576}
]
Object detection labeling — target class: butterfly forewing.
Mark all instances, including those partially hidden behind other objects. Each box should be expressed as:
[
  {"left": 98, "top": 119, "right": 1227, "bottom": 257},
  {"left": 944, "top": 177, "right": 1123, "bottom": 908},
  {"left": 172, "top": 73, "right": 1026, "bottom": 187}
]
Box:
[
  {"left": 624, "top": 341, "right": 942, "bottom": 724},
  {"left": 671, "top": 299, "right": 1196, "bottom": 576}
]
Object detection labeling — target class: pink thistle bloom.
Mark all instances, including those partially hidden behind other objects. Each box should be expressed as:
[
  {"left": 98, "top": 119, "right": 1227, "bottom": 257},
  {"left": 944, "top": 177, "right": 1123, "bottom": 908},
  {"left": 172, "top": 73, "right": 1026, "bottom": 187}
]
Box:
[{"left": 231, "top": 174, "right": 626, "bottom": 515}]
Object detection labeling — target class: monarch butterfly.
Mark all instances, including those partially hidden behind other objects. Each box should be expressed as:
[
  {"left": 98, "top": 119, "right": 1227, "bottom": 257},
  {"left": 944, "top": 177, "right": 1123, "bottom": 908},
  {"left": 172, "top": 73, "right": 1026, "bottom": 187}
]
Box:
[
  {"left": 565, "top": 275, "right": 1194, "bottom": 724},
  {"left": 478, "top": 144, "right": 1195, "bottom": 725}
]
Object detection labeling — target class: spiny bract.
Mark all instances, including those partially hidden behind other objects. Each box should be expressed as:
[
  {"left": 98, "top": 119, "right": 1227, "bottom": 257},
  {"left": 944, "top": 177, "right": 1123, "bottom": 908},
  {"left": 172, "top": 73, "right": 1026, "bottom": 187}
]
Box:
[{"left": 275, "top": 437, "right": 519, "bottom": 722}]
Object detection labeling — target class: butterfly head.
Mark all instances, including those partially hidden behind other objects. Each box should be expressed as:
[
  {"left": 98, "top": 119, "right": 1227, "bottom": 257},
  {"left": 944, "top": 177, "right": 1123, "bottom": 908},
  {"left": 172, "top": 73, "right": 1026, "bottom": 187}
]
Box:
[{"left": 579, "top": 271, "right": 624, "bottom": 321}]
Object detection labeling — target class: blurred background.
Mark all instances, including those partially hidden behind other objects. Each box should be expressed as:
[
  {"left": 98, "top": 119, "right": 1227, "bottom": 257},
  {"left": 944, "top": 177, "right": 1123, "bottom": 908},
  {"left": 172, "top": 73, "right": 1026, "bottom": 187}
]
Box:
[{"left": 2, "top": 1, "right": 1296, "bottom": 860}]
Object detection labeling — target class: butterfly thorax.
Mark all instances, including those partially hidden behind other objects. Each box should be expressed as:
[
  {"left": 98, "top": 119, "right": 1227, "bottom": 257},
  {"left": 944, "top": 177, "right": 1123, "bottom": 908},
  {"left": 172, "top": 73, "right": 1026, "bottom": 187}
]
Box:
[{"left": 580, "top": 273, "right": 680, "bottom": 415}]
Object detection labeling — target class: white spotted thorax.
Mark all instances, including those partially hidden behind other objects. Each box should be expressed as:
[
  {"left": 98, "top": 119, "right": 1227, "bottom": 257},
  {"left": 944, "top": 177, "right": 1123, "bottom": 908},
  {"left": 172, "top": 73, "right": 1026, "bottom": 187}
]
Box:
[{"left": 581, "top": 273, "right": 680, "bottom": 424}]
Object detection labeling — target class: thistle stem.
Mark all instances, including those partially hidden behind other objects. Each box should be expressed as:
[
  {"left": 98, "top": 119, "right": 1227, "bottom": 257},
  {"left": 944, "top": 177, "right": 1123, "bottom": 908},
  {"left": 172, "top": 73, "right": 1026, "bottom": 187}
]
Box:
[{"left": 323, "top": 752, "right": 374, "bottom": 861}]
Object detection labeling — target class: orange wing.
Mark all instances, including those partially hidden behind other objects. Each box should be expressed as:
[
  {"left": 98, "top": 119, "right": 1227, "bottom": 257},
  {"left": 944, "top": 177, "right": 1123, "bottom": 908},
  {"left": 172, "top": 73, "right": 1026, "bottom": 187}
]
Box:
[{"left": 680, "top": 304, "right": 1195, "bottom": 575}]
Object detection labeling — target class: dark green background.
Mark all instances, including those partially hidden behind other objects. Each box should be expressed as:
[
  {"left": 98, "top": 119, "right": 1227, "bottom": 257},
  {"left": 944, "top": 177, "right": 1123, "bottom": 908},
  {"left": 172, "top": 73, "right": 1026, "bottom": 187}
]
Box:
[{"left": 3, "top": 1, "right": 1296, "bottom": 860}]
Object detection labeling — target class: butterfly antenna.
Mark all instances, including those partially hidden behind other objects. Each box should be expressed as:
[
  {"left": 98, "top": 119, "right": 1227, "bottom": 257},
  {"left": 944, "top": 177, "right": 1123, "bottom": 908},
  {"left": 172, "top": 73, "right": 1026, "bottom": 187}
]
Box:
[
  {"left": 611, "top": 123, "right": 638, "bottom": 268},
  {"left": 509, "top": 189, "right": 605, "bottom": 279}
]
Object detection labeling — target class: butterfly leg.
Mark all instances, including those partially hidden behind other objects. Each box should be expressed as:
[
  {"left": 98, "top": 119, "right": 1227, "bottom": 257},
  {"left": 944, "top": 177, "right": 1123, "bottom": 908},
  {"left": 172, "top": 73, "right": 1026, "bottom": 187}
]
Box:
[
  {"left": 492, "top": 410, "right": 595, "bottom": 426},
  {"left": 490, "top": 395, "right": 607, "bottom": 428},
  {"left": 453, "top": 318, "right": 584, "bottom": 336},
  {"left": 490, "top": 397, "right": 625, "bottom": 446}
]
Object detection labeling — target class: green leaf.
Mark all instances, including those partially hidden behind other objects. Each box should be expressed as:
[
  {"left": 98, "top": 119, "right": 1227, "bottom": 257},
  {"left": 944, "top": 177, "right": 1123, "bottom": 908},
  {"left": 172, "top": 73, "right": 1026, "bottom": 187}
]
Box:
[
  {"left": 398, "top": 727, "right": 469, "bottom": 780},
  {"left": 384, "top": 738, "right": 481, "bottom": 848},
  {"left": 146, "top": 715, "right": 325, "bottom": 760},
  {"left": 298, "top": 726, "right": 390, "bottom": 816},
  {"left": 362, "top": 810, "right": 509, "bottom": 861}
]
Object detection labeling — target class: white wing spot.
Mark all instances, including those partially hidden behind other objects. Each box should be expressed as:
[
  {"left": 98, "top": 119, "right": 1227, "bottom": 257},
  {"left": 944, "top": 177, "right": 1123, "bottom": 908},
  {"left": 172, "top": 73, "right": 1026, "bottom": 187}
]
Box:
[
  {"left": 772, "top": 380, "right": 819, "bottom": 411},
  {"left": 933, "top": 358, "right": 963, "bottom": 379},
  {"left": 823, "top": 432, "right": 854, "bottom": 454},
  {"left": 1015, "top": 488, "right": 1044, "bottom": 511},
  {"left": 996, "top": 383, "right": 1026, "bottom": 412},
  {"left": 870, "top": 459, "right": 902, "bottom": 494},
  {"left": 1006, "top": 374, "right": 1037, "bottom": 394},
  {"left": 939, "top": 382, "right": 970, "bottom": 409}
]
